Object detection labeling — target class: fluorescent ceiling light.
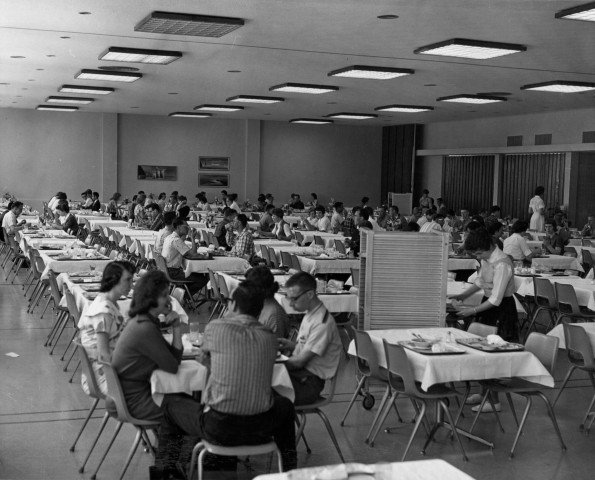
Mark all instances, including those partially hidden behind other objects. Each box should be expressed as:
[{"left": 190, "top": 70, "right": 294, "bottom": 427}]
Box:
[
  {"left": 194, "top": 104, "right": 244, "bottom": 112},
  {"left": 75, "top": 69, "right": 142, "bottom": 82},
  {"left": 226, "top": 95, "right": 284, "bottom": 104},
  {"left": 555, "top": 2, "right": 595, "bottom": 22},
  {"left": 36, "top": 105, "right": 78, "bottom": 112},
  {"left": 59, "top": 84, "right": 114, "bottom": 95},
  {"left": 328, "top": 65, "right": 414, "bottom": 80},
  {"left": 415, "top": 38, "right": 526, "bottom": 59},
  {"left": 437, "top": 94, "right": 507, "bottom": 104},
  {"left": 99, "top": 47, "right": 182, "bottom": 65},
  {"left": 168, "top": 112, "right": 212, "bottom": 118},
  {"left": 375, "top": 104, "right": 434, "bottom": 113},
  {"left": 269, "top": 83, "right": 339, "bottom": 94},
  {"left": 135, "top": 11, "right": 244, "bottom": 37},
  {"left": 290, "top": 118, "right": 333, "bottom": 124},
  {"left": 46, "top": 96, "right": 94, "bottom": 105},
  {"left": 520, "top": 81, "right": 595, "bottom": 93},
  {"left": 326, "top": 112, "right": 378, "bottom": 120}
]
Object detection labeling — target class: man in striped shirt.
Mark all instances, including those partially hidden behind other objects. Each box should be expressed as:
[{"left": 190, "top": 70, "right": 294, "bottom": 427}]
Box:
[{"left": 160, "top": 282, "right": 297, "bottom": 472}]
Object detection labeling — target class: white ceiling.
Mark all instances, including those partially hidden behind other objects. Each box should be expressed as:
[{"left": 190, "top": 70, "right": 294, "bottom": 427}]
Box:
[{"left": 1, "top": 0, "right": 594, "bottom": 125}]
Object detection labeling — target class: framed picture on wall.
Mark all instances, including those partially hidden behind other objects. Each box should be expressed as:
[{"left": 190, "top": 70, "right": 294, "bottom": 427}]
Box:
[
  {"left": 137, "top": 165, "right": 177, "bottom": 181},
  {"left": 199, "top": 173, "right": 230, "bottom": 188},
  {"left": 199, "top": 156, "right": 230, "bottom": 171}
]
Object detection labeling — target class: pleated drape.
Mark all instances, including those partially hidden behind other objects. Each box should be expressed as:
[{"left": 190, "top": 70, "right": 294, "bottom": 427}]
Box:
[{"left": 441, "top": 155, "right": 494, "bottom": 214}]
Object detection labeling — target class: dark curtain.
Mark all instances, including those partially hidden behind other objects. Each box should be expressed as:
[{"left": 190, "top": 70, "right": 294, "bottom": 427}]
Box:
[{"left": 441, "top": 155, "right": 494, "bottom": 214}]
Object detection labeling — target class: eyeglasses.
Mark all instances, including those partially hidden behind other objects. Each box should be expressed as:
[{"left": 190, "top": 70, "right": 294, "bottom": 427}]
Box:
[{"left": 286, "top": 289, "right": 312, "bottom": 302}]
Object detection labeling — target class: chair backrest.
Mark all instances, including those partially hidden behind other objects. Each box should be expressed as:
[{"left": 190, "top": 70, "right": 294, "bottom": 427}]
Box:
[
  {"left": 294, "top": 231, "right": 304, "bottom": 246},
  {"left": 564, "top": 246, "right": 577, "bottom": 258},
  {"left": 74, "top": 340, "right": 106, "bottom": 400},
  {"left": 334, "top": 239, "right": 346, "bottom": 254},
  {"left": 467, "top": 322, "right": 497, "bottom": 337},
  {"left": 382, "top": 339, "right": 418, "bottom": 395},
  {"left": 207, "top": 269, "right": 222, "bottom": 302},
  {"left": 108, "top": 250, "right": 118, "bottom": 260},
  {"left": 202, "top": 230, "right": 210, "bottom": 245},
  {"left": 533, "top": 278, "right": 558, "bottom": 309},
  {"left": 582, "top": 239, "right": 593, "bottom": 247},
  {"left": 524, "top": 332, "right": 559, "bottom": 373},
  {"left": 47, "top": 270, "right": 64, "bottom": 305},
  {"left": 582, "top": 249, "right": 594, "bottom": 267},
  {"left": 28, "top": 248, "right": 41, "bottom": 279},
  {"left": 171, "top": 287, "right": 185, "bottom": 306},
  {"left": 314, "top": 235, "right": 324, "bottom": 246},
  {"left": 154, "top": 253, "right": 168, "bottom": 274},
  {"left": 268, "top": 249, "right": 280, "bottom": 268},
  {"left": 251, "top": 212, "right": 261, "bottom": 221},
  {"left": 354, "top": 330, "right": 380, "bottom": 377},
  {"left": 64, "top": 288, "right": 82, "bottom": 324},
  {"left": 350, "top": 268, "right": 360, "bottom": 288},
  {"left": 217, "top": 275, "right": 231, "bottom": 300},
  {"left": 290, "top": 254, "right": 302, "bottom": 272},
  {"left": 563, "top": 322, "right": 595, "bottom": 369},
  {"left": 555, "top": 283, "right": 582, "bottom": 316},
  {"left": 259, "top": 245, "right": 271, "bottom": 266},
  {"left": 280, "top": 251, "right": 292, "bottom": 268}
]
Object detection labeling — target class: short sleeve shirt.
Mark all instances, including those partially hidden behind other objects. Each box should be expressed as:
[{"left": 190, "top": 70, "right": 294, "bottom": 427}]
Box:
[
  {"left": 154, "top": 228, "right": 172, "bottom": 255},
  {"left": 162, "top": 231, "right": 190, "bottom": 268},
  {"left": 2, "top": 211, "right": 18, "bottom": 235},
  {"left": 503, "top": 233, "right": 532, "bottom": 260}
]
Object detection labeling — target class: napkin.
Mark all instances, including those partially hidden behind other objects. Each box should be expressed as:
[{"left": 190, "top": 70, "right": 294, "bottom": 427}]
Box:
[
  {"left": 486, "top": 334, "right": 507, "bottom": 345},
  {"left": 318, "top": 253, "right": 330, "bottom": 258}
]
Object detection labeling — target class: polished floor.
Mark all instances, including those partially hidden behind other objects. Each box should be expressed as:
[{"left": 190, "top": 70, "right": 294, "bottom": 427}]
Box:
[{"left": 2, "top": 262, "right": 595, "bottom": 480}]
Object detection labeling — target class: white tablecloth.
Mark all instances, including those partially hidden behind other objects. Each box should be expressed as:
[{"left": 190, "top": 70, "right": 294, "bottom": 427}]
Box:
[
  {"left": 88, "top": 219, "right": 128, "bottom": 230},
  {"left": 515, "top": 275, "right": 595, "bottom": 310},
  {"left": 296, "top": 231, "right": 347, "bottom": 248},
  {"left": 531, "top": 254, "right": 583, "bottom": 272},
  {"left": 548, "top": 322, "right": 595, "bottom": 350},
  {"left": 347, "top": 327, "right": 553, "bottom": 391},
  {"left": 275, "top": 292, "right": 358, "bottom": 314},
  {"left": 295, "top": 255, "right": 359, "bottom": 275},
  {"left": 183, "top": 256, "right": 250, "bottom": 275},
  {"left": 39, "top": 251, "right": 111, "bottom": 279},
  {"left": 447, "top": 257, "right": 478, "bottom": 271}
]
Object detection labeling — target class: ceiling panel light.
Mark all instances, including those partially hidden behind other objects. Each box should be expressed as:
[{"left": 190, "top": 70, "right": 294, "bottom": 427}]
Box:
[
  {"left": 328, "top": 65, "right": 414, "bottom": 80},
  {"left": 59, "top": 84, "right": 114, "bottom": 95},
  {"left": 269, "top": 83, "right": 339, "bottom": 94},
  {"left": 36, "top": 105, "right": 78, "bottom": 112},
  {"left": 289, "top": 119, "right": 333, "bottom": 124},
  {"left": 168, "top": 112, "right": 212, "bottom": 118},
  {"left": 437, "top": 94, "right": 507, "bottom": 104},
  {"left": 99, "top": 47, "right": 182, "bottom": 65},
  {"left": 46, "top": 96, "right": 94, "bottom": 105},
  {"left": 555, "top": 2, "right": 595, "bottom": 22},
  {"left": 194, "top": 104, "right": 244, "bottom": 112},
  {"left": 75, "top": 69, "right": 142, "bottom": 82},
  {"left": 374, "top": 104, "right": 434, "bottom": 113},
  {"left": 135, "top": 11, "right": 244, "bottom": 37},
  {"left": 226, "top": 95, "right": 284, "bottom": 104},
  {"left": 415, "top": 38, "right": 526, "bottom": 59},
  {"left": 521, "top": 81, "right": 595, "bottom": 93},
  {"left": 326, "top": 112, "right": 378, "bottom": 120}
]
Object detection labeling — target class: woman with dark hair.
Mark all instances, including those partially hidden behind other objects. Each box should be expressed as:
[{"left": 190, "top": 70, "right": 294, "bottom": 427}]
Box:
[
  {"left": 53, "top": 200, "right": 78, "bottom": 235},
  {"left": 195, "top": 193, "right": 210, "bottom": 211},
  {"left": 503, "top": 220, "right": 537, "bottom": 261},
  {"left": 309, "top": 193, "right": 318, "bottom": 208},
  {"left": 107, "top": 192, "right": 121, "bottom": 219},
  {"left": 245, "top": 266, "right": 290, "bottom": 337},
  {"left": 111, "top": 270, "right": 182, "bottom": 422},
  {"left": 176, "top": 205, "right": 190, "bottom": 222},
  {"left": 156, "top": 192, "right": 167, "bottom": 212},
  {"left": 228, "top": 193, "right": 241, "bottom": 214},
  {"left": 271, "top": 208, "right": 294, "bottom": 241},
  {"left": 487, "top": 221, "right": 505, "bottom": 250},
  {"left": 529, "top": 186, "right": 546, "bottom": 232},
  {"left": 376, "top": 205, "right": 389, "bottom": 229},
  {"left": 77, "top": 261, "right": 135, "bottom": 395}
]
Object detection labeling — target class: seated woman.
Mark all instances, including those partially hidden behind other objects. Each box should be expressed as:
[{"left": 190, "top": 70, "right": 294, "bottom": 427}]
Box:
[
  {"left": 106, "top": 192, "right": 121, "bottom": 220},
  {"left": 543, "top": 220, "right": 565, "bottom": 255},
  {"left": 78, "top": 261, "right": 135, "bottom": 395},
  {"left": 194, "top": 193, "right": 210, "bottom": 211},
  {"left": 301, "top": 208, "right": 319, "bottom": 231},
  {"left": 246, "top": 266, "right": 290, "bottom": 338},
  {"left": 271, "top": 208, "right": 294, "bottom": 241},
  {"left": 503, "top": 220, "right": 538, "bottom": 262},
  {"left": 52, "top": 200, "right": 78, "bottom": 235},
  {"left": 376, "top": 205, "right": 389, "bottom": 229}
]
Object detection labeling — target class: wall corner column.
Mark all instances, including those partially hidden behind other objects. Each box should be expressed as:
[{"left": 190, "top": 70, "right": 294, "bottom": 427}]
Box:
[
  {"left": 244, "top": 120, "right": 261, "bottom": 202},
  {"left": 101, "top": 113, "right": 118, "bottom": 201}
]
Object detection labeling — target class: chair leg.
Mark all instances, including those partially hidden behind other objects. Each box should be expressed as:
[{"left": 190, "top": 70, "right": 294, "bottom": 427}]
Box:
[
  {"left": 68, "top": 360, "right": 81, "bottom": 383},
  {"left": 580, "top": 391, "right": 595, "bottom": 431},
  {"left": 118, "top": 427, "right": 144, "bottom": 480},
  {"left": 315, "top": 409, "right": 345, "bottom": 463},
  {"left": 509, "top": 396, "right": 533, "bottom": 458},
  {"left": 367, "top": 391, "right": 394, "bottom": 446},
  {"left": 552, "top": 366, "right": 577, "bottom": 407},
  {"left": 79, "top": 412, "right": 110, "bottom": 473},
  {"left": 402, "top": 401, "right": 427, "bottom": 462},
  {"left": 537, "top": 392, "right": 567, "bottom": 451},
  {"left": 39, "top": 294, "right": 53, "bottom": 318},
  {"left": 90, "top": 421, "right": 123, "bottom": 480},
  {"left": 49, "top": 316, "right": 71, "bottom": 355},
  {"left": 61, "top": 329, "right": 79, "bottom": 362},
  {"left": 340, "top": 376, "right": 367, "bottom": 426},
  {"left": 45, "top": 310, "right": 67, "bottom": 347},
  {"left": 64, "top": 343, "right": 79, "bottom": 371},
  {"left": 365, "top": 385, "right": 393, "bottom": 445},
  {"left": 70, "top": 398, "right": 100, "bottom": 452},
  {"left": 188, "top": 441, "right": 205, "bottom": 480},
  {"left": 506, "top": 392, "right": 519, "bottom": 427},
  {"left": 438, "top": 400, "right": 468, "bottom": 462}
]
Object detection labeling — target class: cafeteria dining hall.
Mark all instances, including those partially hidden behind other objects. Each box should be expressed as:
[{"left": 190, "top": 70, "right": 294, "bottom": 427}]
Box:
[{"left": 2, "top": 1, "right": 595, "bottom": 479}]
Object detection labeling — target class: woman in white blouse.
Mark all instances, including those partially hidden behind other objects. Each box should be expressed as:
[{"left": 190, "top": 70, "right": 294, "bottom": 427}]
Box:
[{"left": 503, "top": 220, "right": 538, "bottom": 262}]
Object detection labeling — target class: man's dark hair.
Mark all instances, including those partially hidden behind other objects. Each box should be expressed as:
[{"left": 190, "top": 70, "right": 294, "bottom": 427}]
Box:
[
  {"left": 285, "top": 271, "right": 316, "bottom": 292},
  {"left": 56, "top": 200, "right": 69, "bottom": 213},
  {"left": 489, "top": 205, "right": 501, "bottom": 214},
  {"left": 177, "top": 205, "right": 190, "bottom": 220},
  {"left": 315, "top": 205, "right": 326, "bottom": 214},
  {"left": 172, "top": 218, "right": 186, "bottom": 230},
  {"left": 163, "top": 212, "right": 177, "bottom": 226},
  {"left": 245, "top": 266, "right": 278, "bottom": 298},
  {"left": 146, "top": 203, "right": 161, "bottom": 212},
  {"left": 232, "top": 281, "right": 264, "bottom": 317},
  {"left": 360, "top": 209, "right": 370, "bottom": 221},
  {"left": 236, "top": 213, "right": 248, "bottom": 228},
  {"left": 100, "top": 261, "right": 135, "bottom": 293},
  {"left": 334, "top": 202, "right": 343, "bottom": 210},
  {"left": 92, "top": 191, "right": 99, "bottom": 198},
  {"left": 511, "top": 220, "right": 529, "bottom": 234},
  {"left": 271, "top": 208, "right": 284, "bottom": 218},
  {"left": 311, "top": 193, "right": 317, "bottom": 199},
  {"left": 407, "top": 221, "right": 420, "bottom": 232},
  {"left": 265, "top": 203, "right": 275, "bottom": 212},
  {"left": 463, "top": 227, "right": 493, "bottom": 252},
  {"left": 361, "top": 196, "right": 369, "bottom": 204},
  {"left": 487, "top": 221, "right": 504, "bottom": 236},
  {"left": 465, "top": 221, "right": 482, "bottom": 232},
  {"left": 223, "top": 207, "right": 237, "bottom": 219},
  {"left": 12, "top": 201, "right": 23, "bottom": 210},
  {"left": 471, "top": 215, "right": 485, "bottom": 225},
  {"left": 129, "top": 270, "right": 170, "bottom": 318},
  {"left": 351, "top": 206, "right": 362, "bottom": 215}
]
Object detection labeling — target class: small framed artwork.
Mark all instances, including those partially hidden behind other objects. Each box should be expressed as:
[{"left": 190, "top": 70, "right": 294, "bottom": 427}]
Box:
[
  {"left": 137, "top": 165, "right": 177, "bottom": 181},
  {"left": 198, "top": 173, "right": 230, "bottom": 188},
  {"left": 199, "top": 156, "right": 230, "bottom": 171}
]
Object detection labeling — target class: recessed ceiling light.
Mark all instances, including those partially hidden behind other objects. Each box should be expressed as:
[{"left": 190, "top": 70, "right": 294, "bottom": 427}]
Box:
[
  {"left": 227, "top": 70, "right": 242, "bottom": 73},
  {"left": 415, "top": 38, "right": 526, "bottom": 59},
  {"left": 168, "top": 92, "right": 178, "bottom": 95},
  {"left": 0, "top": 83, "right": 10, "bottom": 85},
  {"left": 377, "top": 14, "right": 399, "bottom": 19},
  {"left": 28, "top": 79, "right": 35, "bottom": 82},
  {"left": 226, "top": 95, "right": 284, "bottom": 104},
  {"left": 328, "top": 65, "right": 414, "bottom": 80},
  {"left": 79, "top": 11, "right": 91, "bottom": 15},
  {"left": 555, "top": 2, "right": 595, "bottom": 22},
  {"left": 326, "top": 112, "right": 378, "bottom": 120},
  {"left": 99, "top": 47, "right": 182, "bottom": 65},
  {"left": 424, "top": 84, "right": 437, "bottom": 87},
  {"left": 269, "top": 83, "right": 339, "bottom": 94},
  {"left": 47, "top": 54, "right": 56, "bottom": 57},
  {"left": 374, "top": 104, "right": 434, "bottom": 113},
  {"left": 290, "top": 118, "right": 334, "bottom": 124},
  {"left": 46, "top": 96, "right": 94, "bottom": 105},
  {"left": 194, "top": 104, "right": 244, "bottom": 112},
  {"left": 75, "top": 69, "right": 142, "bottom": 82},
  {"left": 135, "top": 11, "right": 244, "bottom": 37},
  {"left": 169, "top": 112, "right": 212, "bottom": 118},
  {"left": 36, "top": 68, "right": 44, "bottom": 71},
  {"left": 59, "top": 84, "right": 114, "bottom": 95},
  {"left": 130, "top": 106, "right": 139, "bottom": 109},
  {"left": 10, "top": 56, "right": 25, "bottom": 59},
  {"left": 98, "top": 65, "right": 140, "bottom": 72},
  {"left": 437, "top": 94, "right": 507, "bottom": 104},
  {"left": 520, "top": 81, "right": 595, "bottom": 93},
  {"left": 60, "top": 36, "right": 71, "bottom": 39},
  {"left": 36, "top": 105, "right": 78, "bottom": 112}
]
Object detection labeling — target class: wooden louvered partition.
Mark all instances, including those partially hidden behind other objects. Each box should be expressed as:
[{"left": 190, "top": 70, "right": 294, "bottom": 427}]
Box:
[
  {"left": 499, "top": 153, "right": 565, "bottom": 221},
  {"left": 358, "top": 230, "right": 448, "bottom": 330},
  {"left": 441, "top": 155, "right": 494, "bottom": 214}
]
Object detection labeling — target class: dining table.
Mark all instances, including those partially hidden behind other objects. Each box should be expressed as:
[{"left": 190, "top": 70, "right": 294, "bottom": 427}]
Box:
[
  {"left": 514, "top": 274, "right": 595, "bottom": 310},
  {"left": 38, "top": 250, "right": 111, "bottom": 280},
  {"left": 530, "top": 254, "right": 583, "bottom": 272}
]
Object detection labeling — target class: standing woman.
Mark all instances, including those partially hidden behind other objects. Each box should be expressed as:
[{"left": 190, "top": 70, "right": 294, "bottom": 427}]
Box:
[{"left": 529, "top": 186, "right": 545, "bottom": 232}]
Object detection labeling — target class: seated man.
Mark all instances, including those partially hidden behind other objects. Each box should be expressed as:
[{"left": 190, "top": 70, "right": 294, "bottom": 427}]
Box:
[
  {"left": 419, "top": 213, "right": 445, "bottom": 234},
  {"left": 161, "top": 219, "right": 209, "bottom": 295},
  {"left": 144, "top": 203, "right": 164, "bottom": 231},
  {"left": 582, "top": 214, "right": 595, "bottom": 237},
  {"left": 154, "top": 212, "right": 177, "bottom": 256},
  {"left": 314, "top": 206, "right": 331, "bottom": 233},
  {"left": 158, "top": 281, "right": 297, "bottom": 472},
  {"left": 290, "top": 194, "right": 305, "bottom": 210},
  {"left": 278, "top": 272, "right": 342, "bottom": 405},
  {"left": 227, "top": 213, "right": 255, "bottom": 259},
  {"left": 330, "top": 202, "right": 345, "bottom": 234},
  {"left": 258, "top": 203, "right": 276, "bottom": 234},
  {"left": 214, "top": 207, "right": 237, "bottom": 250},
  {"left": 2, "top": 201, "right": 27, "bottom": 238},
  {"left": 90, "top": 191, "right": 101, "bottom": 212}
]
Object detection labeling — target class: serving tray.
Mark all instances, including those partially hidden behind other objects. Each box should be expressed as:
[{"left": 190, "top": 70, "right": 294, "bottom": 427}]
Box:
[
  {"left": 398, "top": 341, "right": 466, "bottom": 355},
  {"left": 456, "top": 338, "right": 524, "bottom": 352}
]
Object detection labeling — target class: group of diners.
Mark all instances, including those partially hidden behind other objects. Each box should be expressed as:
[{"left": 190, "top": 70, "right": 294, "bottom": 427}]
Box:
[{"left": 76, "top": 260, "right": 342, "bottom": 477}]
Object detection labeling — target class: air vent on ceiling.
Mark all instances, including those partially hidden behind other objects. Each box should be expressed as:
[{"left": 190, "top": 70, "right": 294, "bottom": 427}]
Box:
[
  {"left": 507, "top": 135, "right": 523, "bottom": 147},
  {"left": 535, "top": 133, "right": 552, "bottom": 145},
  {"left": 583, "top": 131, "right": 595, "bottom": 143},
  {"left": 135, "top": 11, "right": 244, "bottom": 37},
  {"left": 98, "top": 66, "right": 141, "bottom": 72}
]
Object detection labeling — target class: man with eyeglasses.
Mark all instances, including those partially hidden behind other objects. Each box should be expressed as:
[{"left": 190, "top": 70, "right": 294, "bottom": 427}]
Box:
[{"left": 278, "top": 272, "right": 342, "bottom": 405}]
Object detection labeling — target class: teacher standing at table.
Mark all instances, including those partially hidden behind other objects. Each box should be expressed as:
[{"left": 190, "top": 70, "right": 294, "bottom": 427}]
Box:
[
  {"left": 448, "top": 228, "right": 518, "bottom": 342},
  {"left": 528, "top": 185, "right": 546, "bottom": 232}
]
